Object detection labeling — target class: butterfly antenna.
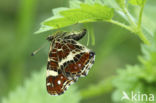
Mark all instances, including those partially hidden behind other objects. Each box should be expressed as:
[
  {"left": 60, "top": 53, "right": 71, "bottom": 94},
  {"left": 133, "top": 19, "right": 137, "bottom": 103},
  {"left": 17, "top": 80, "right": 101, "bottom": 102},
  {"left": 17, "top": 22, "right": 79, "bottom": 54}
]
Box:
[{"left": 31, "top": 42, "right": 47, "bottom": 56}]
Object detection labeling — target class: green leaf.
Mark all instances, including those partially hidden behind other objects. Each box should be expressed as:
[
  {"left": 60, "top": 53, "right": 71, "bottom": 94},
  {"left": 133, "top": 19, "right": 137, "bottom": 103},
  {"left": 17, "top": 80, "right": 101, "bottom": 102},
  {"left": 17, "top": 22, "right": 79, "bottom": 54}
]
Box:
[
  {"left": 128, "top": 0, "right": 146, "bottom": 6},
  {"left": 45, "top": 3, "right": 114, "bottom": 28},
  {"left": 139, "top": 34, "right": 156, "bottom": 74},
  {"left": 36, "top": 1, "right": 114, "bottom": 33},
  {"left": 115, "top": 0, "right": 125, "bottom": 8},
  {"left": 69, "top": 0, "right": 81, "bottom": 8},
  {"left": 35, "top": 25, "right": 53, "bottom": 34},
  {"left": 112, "top": 65, "right": 156, "bottom": 103},
  {"left": 44, "top": 17, "right": 75, "bottom": 29},
  {"left": 85, "top": 0, "right": 104, "bottom": 5},
  {"left": 2, "top": 67, "right": 81, "bottom": 103},
  {"left": 52, "top": 7, "right": 69, "bottom": 16}
]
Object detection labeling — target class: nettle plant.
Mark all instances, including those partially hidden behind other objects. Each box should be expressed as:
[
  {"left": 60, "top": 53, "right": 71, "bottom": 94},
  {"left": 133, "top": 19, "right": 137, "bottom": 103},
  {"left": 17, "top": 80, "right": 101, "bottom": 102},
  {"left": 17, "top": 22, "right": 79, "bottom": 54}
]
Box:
[{"left": 2, "top": 0, "right": 156, "bottom": 103}]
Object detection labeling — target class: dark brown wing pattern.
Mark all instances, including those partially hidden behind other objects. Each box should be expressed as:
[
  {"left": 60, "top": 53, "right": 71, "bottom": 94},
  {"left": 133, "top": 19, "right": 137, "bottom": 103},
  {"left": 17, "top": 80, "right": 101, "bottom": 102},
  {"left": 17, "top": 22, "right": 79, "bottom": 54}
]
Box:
[
  {"left": 46, "top": 29, "right": 95, "bottom": 95},
  {"left": 46, "top": 73, "right": 74, "bottom": 95}
]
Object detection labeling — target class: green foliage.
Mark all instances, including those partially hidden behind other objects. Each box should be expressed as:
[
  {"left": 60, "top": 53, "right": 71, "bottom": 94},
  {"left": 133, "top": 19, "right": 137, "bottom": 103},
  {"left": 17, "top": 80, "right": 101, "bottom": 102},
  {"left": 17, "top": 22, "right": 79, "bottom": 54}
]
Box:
[
  {"left": 112, "top": 36, "right": 156, "bottom": 103},
  {"left": 115, "top": 0, "right": 125, "bottom": 8},
  {"left": 110, "top": 1, "right": 156, "bottom": 101},
  {"left": 128, "top": 0, "right": 146, "bottom": 6},
  {"left": 36, "top": 0, "right": 150, "bottom": 45},
  {"left": 112, "top": 64, "right": 156, "bottom": 103},
  {"left": 2, "top": 67, "right": 81, "bottom": 103},
  {"left": 115, "top": 0, "right": 146, "bottom": 9},
  {"left": 36, "top": 1, "right": 114, "bottom": 33}
]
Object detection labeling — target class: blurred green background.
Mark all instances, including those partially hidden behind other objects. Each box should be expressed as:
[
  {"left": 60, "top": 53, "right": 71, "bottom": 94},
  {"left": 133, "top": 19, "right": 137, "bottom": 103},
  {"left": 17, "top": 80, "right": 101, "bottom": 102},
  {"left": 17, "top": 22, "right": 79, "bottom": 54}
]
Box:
[{"left": 0, "top": 0, "right": 155, "bottom": 103}]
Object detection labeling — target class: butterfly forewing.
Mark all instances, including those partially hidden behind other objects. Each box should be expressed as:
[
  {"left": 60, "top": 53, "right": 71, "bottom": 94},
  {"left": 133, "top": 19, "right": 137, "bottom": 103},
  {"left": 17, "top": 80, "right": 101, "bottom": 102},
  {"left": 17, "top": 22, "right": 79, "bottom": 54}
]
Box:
[{"left": 61, "top": 40, "right": 95, "bottom": 77}]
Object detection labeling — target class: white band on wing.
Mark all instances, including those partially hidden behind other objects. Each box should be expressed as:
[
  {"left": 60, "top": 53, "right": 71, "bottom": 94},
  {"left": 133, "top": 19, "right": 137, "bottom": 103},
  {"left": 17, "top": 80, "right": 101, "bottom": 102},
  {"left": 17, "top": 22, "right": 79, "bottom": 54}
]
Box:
[{"left": 47, "top": 69, "right": 58, "bottom": 77}]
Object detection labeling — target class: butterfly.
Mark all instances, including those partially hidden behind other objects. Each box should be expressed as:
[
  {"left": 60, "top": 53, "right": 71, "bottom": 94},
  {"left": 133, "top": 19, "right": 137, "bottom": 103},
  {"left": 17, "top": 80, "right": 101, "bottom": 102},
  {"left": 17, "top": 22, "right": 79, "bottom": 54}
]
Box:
[{"left": 46, "top": 29, "right": 95, "bottom": 95}]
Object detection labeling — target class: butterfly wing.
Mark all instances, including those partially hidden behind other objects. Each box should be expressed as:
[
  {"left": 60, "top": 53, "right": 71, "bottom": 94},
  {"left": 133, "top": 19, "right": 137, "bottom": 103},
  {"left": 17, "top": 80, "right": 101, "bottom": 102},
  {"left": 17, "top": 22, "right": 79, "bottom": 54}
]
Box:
[
  {"left": 68, "top": 40, "right": 95, "bottom": 77},
  {"left": 46, "top": 41, "right": 74, "bottom": 95},
  {"left": 46, "top": 29, "right": 95, "bottom": 95},
  {"left": 57, "top": 39, "right": 95, "bottom": 78},
  {"left": 46, "top": 71, "right": 74, "bottom": 95}
]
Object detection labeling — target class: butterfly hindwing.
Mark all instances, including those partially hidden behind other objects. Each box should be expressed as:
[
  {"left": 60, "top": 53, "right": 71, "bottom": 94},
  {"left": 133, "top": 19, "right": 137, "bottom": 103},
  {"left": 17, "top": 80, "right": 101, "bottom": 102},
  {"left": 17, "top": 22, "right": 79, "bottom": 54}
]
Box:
[{"left": 46, "top": 70, "right": 74, "bottom": 95}]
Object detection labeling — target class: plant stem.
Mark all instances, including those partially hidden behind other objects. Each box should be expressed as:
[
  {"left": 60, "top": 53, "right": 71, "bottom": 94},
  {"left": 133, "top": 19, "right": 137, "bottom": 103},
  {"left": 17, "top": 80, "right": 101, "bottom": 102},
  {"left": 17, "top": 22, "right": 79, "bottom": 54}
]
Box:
[
  {"left": 107, "top": 19, "right": 150, "bottom": 45},
  {"left": 107, "top": 19, "right": 134, "bottom": 32},
  {"left": 122, "top": 8, "right": 136, "bottom": 27},
  {"left": 137, "top": 29, "right": 150, "bottom": 45},
  {"left": 138, "top": 5, "right": 145, "bottom": 28}
]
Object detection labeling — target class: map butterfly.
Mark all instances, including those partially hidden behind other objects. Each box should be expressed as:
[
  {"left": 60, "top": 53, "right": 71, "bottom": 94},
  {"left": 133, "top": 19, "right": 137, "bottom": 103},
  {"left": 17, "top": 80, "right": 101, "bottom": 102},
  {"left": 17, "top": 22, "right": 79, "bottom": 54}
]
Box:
[{"left": 46, "top": 29, "right": 95, "bottom": 95}]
